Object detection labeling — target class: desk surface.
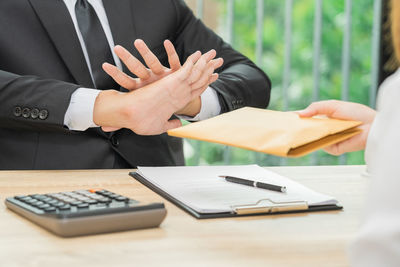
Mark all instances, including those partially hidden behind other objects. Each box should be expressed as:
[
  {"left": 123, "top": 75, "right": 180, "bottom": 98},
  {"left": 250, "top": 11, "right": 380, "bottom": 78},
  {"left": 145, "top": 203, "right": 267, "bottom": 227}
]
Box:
[{"left": 0, "top": 165, "right": 368, "bottom": 267}]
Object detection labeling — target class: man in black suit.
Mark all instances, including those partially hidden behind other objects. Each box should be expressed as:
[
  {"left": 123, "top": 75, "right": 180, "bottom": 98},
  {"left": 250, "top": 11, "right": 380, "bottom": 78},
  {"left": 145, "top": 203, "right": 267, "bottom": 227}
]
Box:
[{"left": 0, "top": 0, "right": 271, "bottom": 170}]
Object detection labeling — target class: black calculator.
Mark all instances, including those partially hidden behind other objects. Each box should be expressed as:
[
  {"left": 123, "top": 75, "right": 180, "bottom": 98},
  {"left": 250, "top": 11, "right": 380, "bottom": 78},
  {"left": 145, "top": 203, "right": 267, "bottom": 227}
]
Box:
[{"left": 5, "top": 189, "right": 167, "bottom": 237}]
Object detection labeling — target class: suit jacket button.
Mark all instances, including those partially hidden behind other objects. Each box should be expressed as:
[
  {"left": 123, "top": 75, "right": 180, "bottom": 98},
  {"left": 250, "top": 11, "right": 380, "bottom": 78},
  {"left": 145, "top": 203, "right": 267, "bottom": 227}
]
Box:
[
  {"left": 39, "top": 109, "right": 49, "bottom": 120},
  {"left": 30, "top": 108, "right": 40, "bottom": 119},
  {"left": 22, "top": 108, "right": 31, "bottom": 118},
  {"left": 13, "top": 106, "right": 22, "bottom": 117},
  {"left": 110, "top": 136, "right": 119, "bottom": 147}
]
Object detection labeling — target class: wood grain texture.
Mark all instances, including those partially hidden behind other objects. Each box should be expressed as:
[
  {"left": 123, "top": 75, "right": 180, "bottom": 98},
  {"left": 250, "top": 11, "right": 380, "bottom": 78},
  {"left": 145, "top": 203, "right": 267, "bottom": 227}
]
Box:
[{"left": 0, "top": 166, "right": 369, "bottom": 267}]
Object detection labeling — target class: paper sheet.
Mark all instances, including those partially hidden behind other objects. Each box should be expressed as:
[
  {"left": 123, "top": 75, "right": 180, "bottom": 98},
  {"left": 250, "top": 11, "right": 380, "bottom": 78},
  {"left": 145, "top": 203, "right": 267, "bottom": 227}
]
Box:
[{"left": 137, "top": 165, "right": 337, "bottom": 214}]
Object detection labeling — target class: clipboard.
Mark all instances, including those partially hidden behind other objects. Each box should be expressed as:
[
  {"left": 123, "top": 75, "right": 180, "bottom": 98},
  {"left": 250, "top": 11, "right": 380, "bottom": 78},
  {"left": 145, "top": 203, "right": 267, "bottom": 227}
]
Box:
[{"left": 130, "top": 171, "right": 342, "bottom": 219}]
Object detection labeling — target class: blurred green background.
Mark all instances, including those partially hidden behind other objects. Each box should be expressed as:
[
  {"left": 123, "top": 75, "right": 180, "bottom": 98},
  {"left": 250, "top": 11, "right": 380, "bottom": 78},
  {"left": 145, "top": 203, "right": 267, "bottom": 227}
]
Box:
[{"left": 184, "top": 0, "right": 374, "bottom": 166}]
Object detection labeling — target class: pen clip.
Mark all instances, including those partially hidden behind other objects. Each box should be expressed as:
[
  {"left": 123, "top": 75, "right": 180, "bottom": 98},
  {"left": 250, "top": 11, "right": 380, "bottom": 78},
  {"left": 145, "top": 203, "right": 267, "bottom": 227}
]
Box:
[{"left": 231, "top": 198, "right": 308, "bottom": 215}]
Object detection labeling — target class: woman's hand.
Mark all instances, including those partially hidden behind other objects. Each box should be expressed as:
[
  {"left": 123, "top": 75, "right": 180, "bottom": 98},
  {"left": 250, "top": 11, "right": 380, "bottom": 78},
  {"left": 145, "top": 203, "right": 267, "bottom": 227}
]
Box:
[{"left": 297, "top": 100, "right": 376, "bottom": 155}]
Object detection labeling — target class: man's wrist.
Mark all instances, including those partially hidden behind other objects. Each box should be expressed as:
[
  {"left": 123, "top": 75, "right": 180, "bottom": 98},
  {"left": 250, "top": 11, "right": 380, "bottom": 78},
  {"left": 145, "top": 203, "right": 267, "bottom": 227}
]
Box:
[
  {"left": 176, "top": 97, "right": 202, "bottom": 117},
  {"left": 93, "top": 89, "right": 124, "bottom": 127}
]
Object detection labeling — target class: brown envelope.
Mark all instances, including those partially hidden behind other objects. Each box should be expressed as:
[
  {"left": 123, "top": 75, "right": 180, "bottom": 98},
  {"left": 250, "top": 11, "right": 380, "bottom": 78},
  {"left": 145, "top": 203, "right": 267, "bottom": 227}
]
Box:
[{"left": 168, "top": 107, "right": 363, "bottom": 157}]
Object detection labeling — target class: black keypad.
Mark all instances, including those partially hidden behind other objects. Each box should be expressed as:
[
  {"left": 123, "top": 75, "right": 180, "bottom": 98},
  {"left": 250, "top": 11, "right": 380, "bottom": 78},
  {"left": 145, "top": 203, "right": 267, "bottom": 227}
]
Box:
[{"left": 12, "top": 189, "right": 137, "bottom": 215}]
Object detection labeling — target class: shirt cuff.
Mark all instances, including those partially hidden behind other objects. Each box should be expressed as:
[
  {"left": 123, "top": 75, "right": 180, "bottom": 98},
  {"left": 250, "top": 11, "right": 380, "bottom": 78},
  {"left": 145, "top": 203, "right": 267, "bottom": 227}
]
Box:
[
  {"left": 64, "top": 88, "right": 101, "bottom": 131},
  {"left": 178, "top": 87, "right": 221, "bottom": 121}
]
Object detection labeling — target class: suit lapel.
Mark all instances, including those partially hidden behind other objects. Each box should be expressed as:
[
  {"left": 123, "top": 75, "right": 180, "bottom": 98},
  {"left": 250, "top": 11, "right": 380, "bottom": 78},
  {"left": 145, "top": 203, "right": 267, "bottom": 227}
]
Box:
[
  {"left": 102, "top": 0, "right": 137, "bottom": 74},
  {"left": 29, "top": 0, "right": 94, "bottom": 88}
]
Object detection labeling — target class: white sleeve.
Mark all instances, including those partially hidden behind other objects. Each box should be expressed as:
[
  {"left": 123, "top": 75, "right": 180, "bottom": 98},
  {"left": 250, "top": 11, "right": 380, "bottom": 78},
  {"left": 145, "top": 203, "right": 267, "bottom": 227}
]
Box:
[
  {"left": 349, "top": 69, "right": 400, "bottom": 267},
  {"left": 178, "top": 86, "right": 221, "bottom": 121},
  {"left": 63, "top": 88, "right": 101, "bottom": 131}
]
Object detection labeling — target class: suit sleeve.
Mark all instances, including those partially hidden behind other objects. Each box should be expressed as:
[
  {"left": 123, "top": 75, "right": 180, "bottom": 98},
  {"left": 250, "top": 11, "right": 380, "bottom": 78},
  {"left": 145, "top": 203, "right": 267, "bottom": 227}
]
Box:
[
  {"left": 0, "top": 70, "right": 79, "bottom": 132},
  {"left": 171, "top": 0, "right": 271, "bottom": 113}
]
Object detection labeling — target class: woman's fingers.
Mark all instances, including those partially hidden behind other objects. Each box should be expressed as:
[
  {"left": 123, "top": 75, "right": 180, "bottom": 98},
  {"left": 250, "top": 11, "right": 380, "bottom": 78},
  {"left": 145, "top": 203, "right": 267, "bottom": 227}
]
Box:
[
  {"left": 102, "top": 63, "right": 137, "bottom": 90},
  {"left": 134, "top": 39, "right": 165, "bottom": 75},
  {"left": 114, "top": 45, "right": 150, "bottom": 80},
  {"left": 296, "top": 101, "right": 338, "bottom": 118},
  {"left": 164, "top": 40, "right": 181, "bottom": 71}
]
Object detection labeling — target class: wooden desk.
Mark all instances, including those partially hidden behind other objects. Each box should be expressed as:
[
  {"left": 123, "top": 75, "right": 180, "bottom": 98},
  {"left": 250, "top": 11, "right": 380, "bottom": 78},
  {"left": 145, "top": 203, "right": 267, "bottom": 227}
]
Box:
[{"left": 0, "top": 166, "right": 368, "bottom": 267}]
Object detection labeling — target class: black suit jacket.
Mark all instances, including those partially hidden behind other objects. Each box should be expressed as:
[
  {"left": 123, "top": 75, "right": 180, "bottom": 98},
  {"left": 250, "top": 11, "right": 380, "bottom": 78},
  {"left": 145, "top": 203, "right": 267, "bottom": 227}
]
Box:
[{"left": 0, "top": 0, "right": 271, "bottom": 170}]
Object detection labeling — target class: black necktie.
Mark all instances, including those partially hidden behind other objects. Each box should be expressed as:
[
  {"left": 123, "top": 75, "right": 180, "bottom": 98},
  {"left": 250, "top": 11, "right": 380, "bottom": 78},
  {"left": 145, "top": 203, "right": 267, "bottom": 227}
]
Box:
[{"left": 75, "top": 0, "right": 117, "bottom": 89}]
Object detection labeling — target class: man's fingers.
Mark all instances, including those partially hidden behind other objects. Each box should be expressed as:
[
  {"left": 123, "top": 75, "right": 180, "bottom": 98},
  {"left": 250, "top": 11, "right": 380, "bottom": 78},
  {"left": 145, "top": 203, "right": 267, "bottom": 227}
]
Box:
[
  {"left": 101, "top": 126, "right": 121, "bottom": 132},
  {"left": 185, "top": 51, "right": 202, "bottom": 65},
  {"left": 209, "top": 73, "right": 219, "bottom": 83},
  {"left": 190, "top": 61, "right": 215, "bottom": 89},
  {"left": 211, "top": 58, "right": 224, "bottom": 70},
  {"left": 175, "top": 54, "right": 197, "bottom": 82},
  {"left": 163, "top": 119, "right": 182, "bottom": 132},
  {"left": 188, "top": 53, "right": 208, "bottom": 84},
  {"left": 114, "top": 45, "right": 150, "bottom": 80},
  {"left": 134, "top": 39, "right": 165, "bottom": 75},
  {"left": 188, "top": 50, "right": 217, "bottom": 84},
  {"left": 164, "top": 40, "right": 181, "bottom": 71},
  {"left": 190, "top": 57, "right": 223, "bottom": 89},
  {"left": 203, "top": 49, "right": 217, "bottom": 62},
  {"left": 191, "top": 74, "right": 219, "bottom": 99},
  {"left": 102, "top": 63, "right": 137, "bottom": 90}
]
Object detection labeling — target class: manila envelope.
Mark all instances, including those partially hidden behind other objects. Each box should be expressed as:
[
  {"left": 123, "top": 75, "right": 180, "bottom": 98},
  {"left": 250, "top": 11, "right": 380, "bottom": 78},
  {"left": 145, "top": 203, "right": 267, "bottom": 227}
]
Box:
[{"left": 168, "top": 107, "right": 363, "bottom": 157}]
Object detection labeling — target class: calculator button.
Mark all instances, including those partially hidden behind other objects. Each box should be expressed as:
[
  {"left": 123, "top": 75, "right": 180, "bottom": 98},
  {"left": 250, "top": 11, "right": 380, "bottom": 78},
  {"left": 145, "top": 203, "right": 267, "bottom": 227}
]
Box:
[
  {"left": 53, "top": 202, "right": 66, "bottom": 207},
  {"left": 34, "top": 201, "right": 45, "bottom": 206},
  {"left": 70, "top": 201, "right": 83, "bottom": 206},
  {"left": 38, "top": 204, "right": 51, "bottom": 209},
  {"left": 16, "top": 196, "right": 32, "bottom": 202},
  {"left": 88, "top": 188, "right": 102, "bottom": 193},
  {"left": 108, "top": 193, "right": 119, "bottom": 199},
  {"left": 98, "top": 198, "right": 111, "bottom": 203},
  {"left": 58, "top": 205, "right": 71, "bottom": 210},
  {"left": 77, "top": 197, "right": 90, "bottom": 202},
  {"left": 41, "top": 197, "right": 53, "bottom": 202},
  {"left": 85, "top": 199, "right": 98, "bottom": 204},
  {"left": 47, "top": 199, "right": 59, "bottom": 205},
  {"left": 44, "top": 207, "right": 56, "bottom": 212},
  {"left": 77, "top": 203, "right": 89, "bottom": 209},
  {"left": 75, "top": 190, "right": 89, "bottom": 194},
  {"left": 115, "top": 196, "right": 128, "bottom": 202},
  {"left": 27, "top": 199, "right": 39, "bottom": 205},
  {"left": 33, "top": 195, "right": 47, "bottom": 200},
  {"left": 62, "top": 198, "right": 75, "bottom": 203}
]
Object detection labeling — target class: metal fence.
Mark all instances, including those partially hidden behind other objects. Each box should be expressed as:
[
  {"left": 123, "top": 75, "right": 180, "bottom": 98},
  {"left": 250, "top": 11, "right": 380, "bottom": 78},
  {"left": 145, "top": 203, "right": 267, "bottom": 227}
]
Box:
[{"left": 187, "top": 0, "right": 382, "bottom": 166}]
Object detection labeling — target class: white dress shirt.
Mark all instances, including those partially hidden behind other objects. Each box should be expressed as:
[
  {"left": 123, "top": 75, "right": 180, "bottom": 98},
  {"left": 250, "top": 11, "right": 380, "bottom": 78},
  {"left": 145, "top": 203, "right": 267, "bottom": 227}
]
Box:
[
  {"left": 348, "top": 68, "right": 400, "bottom": 266},
  {"left": 62, "top": 0, "right": 221, "bottom": 131}
]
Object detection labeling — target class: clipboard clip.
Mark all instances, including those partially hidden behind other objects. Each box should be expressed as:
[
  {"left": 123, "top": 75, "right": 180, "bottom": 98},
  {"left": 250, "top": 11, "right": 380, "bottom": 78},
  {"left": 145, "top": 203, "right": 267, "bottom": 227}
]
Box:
[{"left": 231, "top": 198, "right": 308, "bottom": 215}]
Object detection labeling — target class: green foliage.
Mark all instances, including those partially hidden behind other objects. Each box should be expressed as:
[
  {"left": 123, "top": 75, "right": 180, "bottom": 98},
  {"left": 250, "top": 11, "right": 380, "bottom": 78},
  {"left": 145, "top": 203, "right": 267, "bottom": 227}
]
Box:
[{"left": 185, "top": 0, "right": 374, "bottom": 166}]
